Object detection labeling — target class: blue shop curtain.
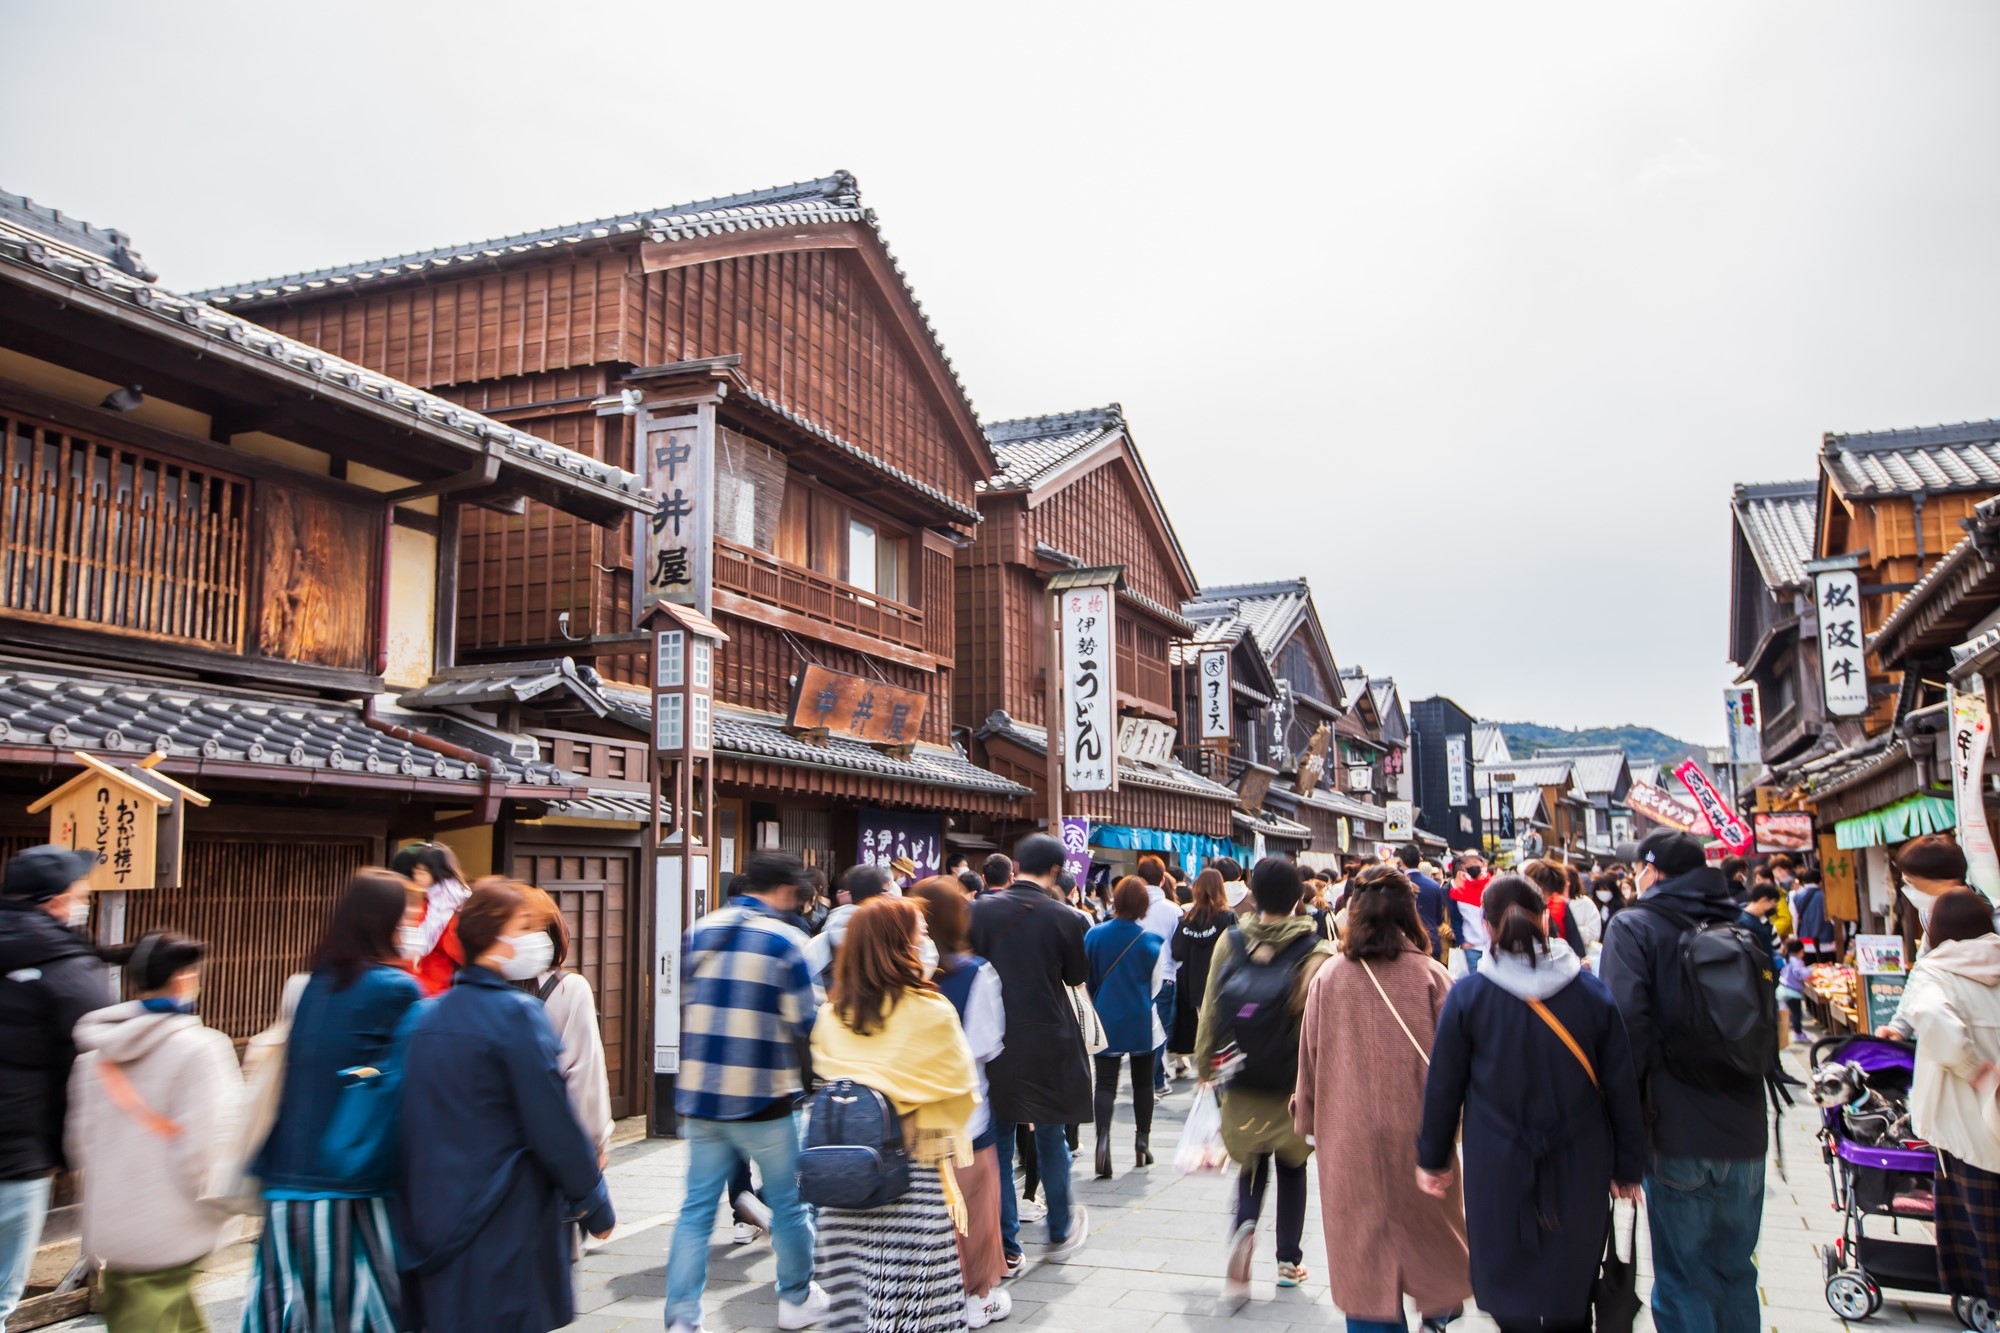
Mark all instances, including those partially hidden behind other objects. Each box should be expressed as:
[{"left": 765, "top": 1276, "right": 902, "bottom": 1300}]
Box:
[{"left": 1088, "top": 823, "right": 1240, "bottom": 878}]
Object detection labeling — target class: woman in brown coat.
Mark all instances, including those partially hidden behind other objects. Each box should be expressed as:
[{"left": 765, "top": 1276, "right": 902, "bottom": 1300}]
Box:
[{"left": 1295, "top": 864, "right": 1470, "bottom": 1333}]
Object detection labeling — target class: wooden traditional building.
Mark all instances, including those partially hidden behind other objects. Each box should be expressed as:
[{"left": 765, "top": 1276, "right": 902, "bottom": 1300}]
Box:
[
  {"left": 1727, "top": 480, "right": 1826, "bottom": 770},
  {"left": 1530, "top": 746, "right": 1632, "bottom": 857},
  {"left": 197, "top": 173, "right": 1030, "bottom": 1114},
  {"left": 958, "top": 406, "right": 1252, "bottom": 875},
  {"left": 0, "top": 192, "right": 647, "bottom": 1052}
]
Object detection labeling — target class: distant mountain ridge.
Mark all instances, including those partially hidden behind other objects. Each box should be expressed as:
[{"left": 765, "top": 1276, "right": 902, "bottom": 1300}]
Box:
[{"left": 1495, "top": 722, "right": 1702, "bottom": 766}]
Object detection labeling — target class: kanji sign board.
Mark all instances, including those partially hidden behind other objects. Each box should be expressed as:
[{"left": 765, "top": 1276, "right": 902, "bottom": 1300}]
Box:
[
  {"left": 1814, "top": 568, "right": 1869, "bottom": 717},
  {"left": 1061, "top": 586, "right": 1117, "bottom": 792},
  {"left": 787, "top": 664, "right": 929, "bottom": 745},
  {"left": 28, "top": 752, "right": 208, "bottom": 890},
  {"left": 1198, "top": 649, "right": 1232, "bottom": 740}
]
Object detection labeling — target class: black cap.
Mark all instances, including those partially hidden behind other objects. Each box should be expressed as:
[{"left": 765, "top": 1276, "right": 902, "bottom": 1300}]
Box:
[
  {"left": 1635, "top": 830, "right": 1706, "bottom": 877},
  {"left": 2, "top": 846, "right": 96, "bottom": 902}
]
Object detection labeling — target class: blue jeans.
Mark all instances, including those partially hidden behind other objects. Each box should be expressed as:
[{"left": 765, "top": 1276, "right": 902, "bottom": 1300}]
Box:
[
  {"left": 1461, "top": 948, "right": 1482, "bottom": 973},
  {"left": 994, "top": 1120, "right": 1074, "bottom": 1256},
  {"left": 0, "top": 1176, "right": 52, "bottom": 1333},
  {"left": 1645, "top": 1155, "right": 1764, "bottom": 1333},
  {"left": 666, "top": 1117, "right": 814, "bottom": 1327},
  {"left": 1344, "top": 1321, "right": 1407, "bottom": 1333},
  {"left": 1153, "top": 979, "right": 1177, "bottom": 1087}
]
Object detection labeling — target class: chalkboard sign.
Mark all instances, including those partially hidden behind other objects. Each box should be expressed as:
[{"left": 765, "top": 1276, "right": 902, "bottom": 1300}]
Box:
[{"left": 1861, "top": 973, "right": 1906, "bottom": 1033}]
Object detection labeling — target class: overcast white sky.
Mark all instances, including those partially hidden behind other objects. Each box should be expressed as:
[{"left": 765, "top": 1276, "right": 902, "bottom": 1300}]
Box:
[{"left": 6, "top": 1, "right": 1996, "bottom": 742}]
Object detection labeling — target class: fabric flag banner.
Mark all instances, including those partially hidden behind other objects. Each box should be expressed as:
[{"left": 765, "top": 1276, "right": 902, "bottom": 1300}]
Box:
[
  {"left": 1673, "top": 759, "right": 1752, "bottom": 854},
  {"left": 1949, "top": 682, "right": 2000, "bottom": 900},
  {"left": 1625, "top": 781, "right": 1705, "bottom": 834},
  {"left": 1061, "top": 817, "right": 1092, "bottom": 889}
]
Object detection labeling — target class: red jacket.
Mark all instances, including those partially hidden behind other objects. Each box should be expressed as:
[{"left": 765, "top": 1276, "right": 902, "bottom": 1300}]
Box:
[{"left": 414, "top": 916, "right": 465, "bottom": 997}]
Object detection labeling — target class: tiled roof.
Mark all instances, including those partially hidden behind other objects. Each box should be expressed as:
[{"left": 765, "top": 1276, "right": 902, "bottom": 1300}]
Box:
[
  {"left": 718, "top": 710, "right": 1028, "bottom": 797},
  {"left": 981, "top": 406, "right": 1123, "bottom": 490},
  {"left": 1183, "top": 581, "right": 1312, "bottom": 662},
  {"left": 190, "top": 173, "right": 986, "bottom": 458},
  {"left": 1234, "top": 808, "right": 1313, "bottom": 842},
  {"left": 1297, "top": 789, "right": 1388, "bottom": 826},
  {"left": 0, "top": 207, "right": 646, "bottom": 509},
  {"left": 397, "top": 659, "right": 609, "bottom": 718},
  {"left": 0, "top": 665, "right": 573, "bottom": 788},
  {"left": 1481, "top": 757, "right": 1573, "bottom": 788},
  {"left": 976, "top": 712, "right": 1236, "bottom": 802},
  {"left": 537, "top": 791, "right": 668, "bottom": 824},
  {"left": 1731, "top": 480, "right": 1817, "bottom": 590},
  {"left": 0, "top": 190, "right": 154, "bottom": 279},
  {"left": 1530, "top": 746, "right": 1630, "bottom": 796},
  {"left": 1822, "top": 419, "right": 2000, "bottom": 500}
]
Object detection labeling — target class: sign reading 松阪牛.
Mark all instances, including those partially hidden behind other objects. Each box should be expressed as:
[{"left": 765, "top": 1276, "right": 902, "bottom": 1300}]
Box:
[{"left": 1814, "top": 568, "right": 1869, "bottom": 717}]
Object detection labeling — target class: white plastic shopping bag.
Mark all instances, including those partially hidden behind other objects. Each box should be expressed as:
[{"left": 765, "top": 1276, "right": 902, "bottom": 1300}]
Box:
[{"left": 1174, "top": 1083, "right": 1230, "bottom": 1175}]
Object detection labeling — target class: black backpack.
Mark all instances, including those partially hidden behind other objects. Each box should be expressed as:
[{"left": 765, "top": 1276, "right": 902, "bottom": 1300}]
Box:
[
  {"left": 796, "top": 1078, "right": 910, "bottom": 1210},
  {"left": 1628, "top": 900, "right": 1778, "bottom": 1090},
  {"left": 1211, "top": 928, "right": 1317, "bottom": 1091}
]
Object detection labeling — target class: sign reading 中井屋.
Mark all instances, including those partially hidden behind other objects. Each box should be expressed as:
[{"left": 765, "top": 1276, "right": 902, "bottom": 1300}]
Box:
[
  {"left": 641, "top": 414, "right": 714, "bottom": 614},
  {"left": 1061, "top": 586, "right": 1117, "bottom": 792},
  {"left": 1198, "top": 649, "right": 1232, "bottom": 740},
  {"left": 787, "top": 664, "right": 929, "bottom": 746},
  {"left": 1814, "top": 568, "right": 1869, "bottom": 717},
  {"left": 1673, "top": 759, "right": 1752, "bottom": 854}
]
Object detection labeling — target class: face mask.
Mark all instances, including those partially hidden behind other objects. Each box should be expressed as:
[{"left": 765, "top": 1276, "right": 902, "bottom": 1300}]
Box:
[
  {"left": 1902, "top": 885, "right": 1938, "bottom": 927},
  {"left": 399, "top": 926, "right": 426, "bottom": 960},
  {"left": 498, "top": 932, "right": 555, "bottom": 980},
  {"left": 1595, "top": 889, "right": 1613, "bottom": 902},
  {"left": 67, "top": 897, "right": 91, "bottom": 930},
  {"left": 917, "top": 937, "right": 939, "bottom": 981}
]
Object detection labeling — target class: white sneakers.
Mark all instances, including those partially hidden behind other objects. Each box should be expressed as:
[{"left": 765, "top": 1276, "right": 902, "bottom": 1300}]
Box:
[
  {"left": 777, "top": 1281, "right": 832, "bottom": 1330},
  {"left": 966, "top": 1286, "right": 1014, "bottom": 1328},
  {"left": 732, "top": 1220, "right": 765, "bottom": 1245},
  {"left": 1223, "top": 1220, "right": 1255, "bottom": 1307},
  {"left": 1042, "top": 1202, "right": 1090, "bottom": 1263}
]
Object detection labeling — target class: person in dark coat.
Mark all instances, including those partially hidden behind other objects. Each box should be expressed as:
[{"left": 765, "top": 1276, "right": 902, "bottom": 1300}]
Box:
[
  {"left": 1600, "top": 831, "right": 1769, "bottom": 1333},
  {"left": 969, "top": 832, "right": 1092, "bottom": 1267},
  {"left": 1169, "top": 868, "right": 1236, "bottom": 1056},
  {"left": 0, "top": 847, "right": 111, "bottom": 1329},
  {"left": 1418, "top": 874, "right": 1646, "bottom": 1333},
  {"left": 1085, "top": 876, "right": 1166, "bottom": 1178},
  {"left": 1398, "top": 845, "right": 1456, "bottom": 962},
  {"left": 399, "top": 880, "right": 614, "bottom": 1333}
]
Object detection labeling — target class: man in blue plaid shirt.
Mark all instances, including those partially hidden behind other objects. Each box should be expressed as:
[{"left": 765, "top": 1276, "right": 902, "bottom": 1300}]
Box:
[{"left": 665, "top": 853, "right": 828, "bottom": 1333}]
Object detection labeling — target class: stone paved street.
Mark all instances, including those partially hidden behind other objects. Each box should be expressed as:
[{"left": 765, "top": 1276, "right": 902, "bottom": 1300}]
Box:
[{"left": 43, "top": 1046, "right": 1973, "bottom": 1332}]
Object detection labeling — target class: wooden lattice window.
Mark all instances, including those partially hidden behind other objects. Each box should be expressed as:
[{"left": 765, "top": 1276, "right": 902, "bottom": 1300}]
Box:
[{"left": 1, "top": 412, "right": 249, "bottom": 651}]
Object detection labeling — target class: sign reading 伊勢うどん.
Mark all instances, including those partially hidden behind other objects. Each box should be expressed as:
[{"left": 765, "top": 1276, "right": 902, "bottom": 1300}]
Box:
[{"left": 1061, "top": 586, "right": 1116, "bottom": 792}]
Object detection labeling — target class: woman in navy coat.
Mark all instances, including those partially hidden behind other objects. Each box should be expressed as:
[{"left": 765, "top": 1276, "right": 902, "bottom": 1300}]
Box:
[
  {"left": 1416, "top": 874, "right": 1646, "bottom": 1333},
  {"left": 398, "top": 879, "right": 615, "bottom": 1333},
  {"left": 1084, "top": 875, "right": 1166, "bottom": 1178}
]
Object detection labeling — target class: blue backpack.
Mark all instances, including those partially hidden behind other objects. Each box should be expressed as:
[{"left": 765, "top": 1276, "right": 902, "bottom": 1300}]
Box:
[{"left": 797, "top": 1079, "right": 910, "bottom": 1210}]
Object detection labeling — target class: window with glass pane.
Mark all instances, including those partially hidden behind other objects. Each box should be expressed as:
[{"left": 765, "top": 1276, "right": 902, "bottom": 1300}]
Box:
[
  {"left": 657, "top": 630, "right": 684, "bottom": 687},
  {"left": 847, "top": 519, "right": 878, "bottom": 593},
  {"left": 692, "top": 639, "right": 711, "bottom": 689},
  {"left": 656, "top": 693, "right": 684, "bottom": 750},
  {"left": 692, "top": 693, "right": 711, "bottom": 751}
]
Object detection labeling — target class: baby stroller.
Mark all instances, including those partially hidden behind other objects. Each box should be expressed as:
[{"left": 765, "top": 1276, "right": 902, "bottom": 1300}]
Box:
[{"left": 1811, "top": 1034, "right": 1994, "bottom": 1329}]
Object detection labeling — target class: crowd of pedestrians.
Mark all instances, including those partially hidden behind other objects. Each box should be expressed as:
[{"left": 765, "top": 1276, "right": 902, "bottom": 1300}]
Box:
[{"left": 6, "top": 816, "right": 1956, "bottom": 1333}]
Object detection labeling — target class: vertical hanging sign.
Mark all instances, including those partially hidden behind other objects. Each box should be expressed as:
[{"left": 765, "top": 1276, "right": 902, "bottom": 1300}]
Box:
[
  {"left": 1061, "top": 585, "right": 1117, "bottom": 792},
  {"left": 1445, "top": 734, "right": 1470, "bottom": 808},
  {"left": 1948, "top": 680, "right": 2000, "bottom": 900},
  {"left": 1198, "top": 648, "right": 1232, "bottom": 740},
  {"left": 640, "top": 409, "right": 715, "bottom": 617},
  {"left": 1723, "top": 685, "right": 1762, "bottom": 765},
  {"left": 1814, "top": 568, "right": 1869, "bottom": 717}
]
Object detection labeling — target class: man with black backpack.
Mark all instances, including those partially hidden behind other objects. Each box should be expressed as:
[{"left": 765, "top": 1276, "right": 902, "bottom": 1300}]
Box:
[{"left": 1600, "top": 830, "right": 1776, "bottom": 1333}]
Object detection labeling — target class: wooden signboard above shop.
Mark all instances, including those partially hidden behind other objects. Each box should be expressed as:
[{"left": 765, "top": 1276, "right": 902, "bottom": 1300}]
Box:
[
  {"left": 27, "top": 752, "right": 210, "bottom": 891},
  {"left": 788, "top": 663, "right": 929, "bottom": 746}
]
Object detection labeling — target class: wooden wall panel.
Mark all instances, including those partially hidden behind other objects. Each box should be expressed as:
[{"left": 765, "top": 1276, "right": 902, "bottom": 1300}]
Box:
[
  {"left": 124, "top": 835, "right": 369, "bottom": 1040},
  {"left": 1025, "top": 458, "right": 1189, "bottom": 609},
  {"left": 511, "top": 843, "right": 635, "bottom": 1118},
  {"left": 637, "top": 251, "right": 980, "bottom": 507},
  {"left": 261, "top": 258, "right": 635, "bottom": 389},
  {"left": 716, "top": 611, "right": 950, "bottom": 745},
  {"left": 256, "top": 488, "right": 378, "bottom": 670}
]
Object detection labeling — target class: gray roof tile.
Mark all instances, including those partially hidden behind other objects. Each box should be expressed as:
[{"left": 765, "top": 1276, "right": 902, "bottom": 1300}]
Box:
[
  {"left": 981, "top": 406, "right": 1124, "bottom": 490},
  {"left": 397, "top": 659, "right": 609, "bottom": 717},
  {"left": 1234, "top": 808, "right": 1313, "bottom": 841},
  {"left": 1823, "top": 419, "right": 2000, "bottom": 499},
  {"left": 1529, "top": 746, "right": 1630, "bottom": 796},
  {"left": 715, "top": 710, "right": 1029, "bottom": 798},
  {"left": 0, "top": 666, "right": 573, "bottom": 788},
  {"left": 1184, "top": 581, "right": 1313, "bottom": 662},
  {"left": 976, "top": 711, "right": 1236, "bottom": 802},
  {"left": 0, "top": 211, "right": 646, "bottom": 507},
  {"left": 1731, "top": 480, "right": 1817, "bottom": 590}
]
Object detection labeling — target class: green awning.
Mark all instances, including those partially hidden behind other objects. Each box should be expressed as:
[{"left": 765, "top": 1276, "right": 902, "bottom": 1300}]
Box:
[{"left": 1834, "top": 793, "right": 1957, "bottom": 849}]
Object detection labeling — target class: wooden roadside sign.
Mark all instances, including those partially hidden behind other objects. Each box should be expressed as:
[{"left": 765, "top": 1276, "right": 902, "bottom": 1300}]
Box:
[{"left": 27, "top": 751, "right": 210, "bottom": 890}]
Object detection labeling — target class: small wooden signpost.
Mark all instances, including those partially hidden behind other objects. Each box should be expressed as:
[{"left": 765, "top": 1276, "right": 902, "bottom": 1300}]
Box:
[{"left": 27, "top": 751, "right": 210, "bottom": 891}]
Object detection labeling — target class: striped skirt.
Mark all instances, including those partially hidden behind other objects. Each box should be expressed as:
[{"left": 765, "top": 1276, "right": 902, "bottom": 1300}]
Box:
[
  {"left": 816, "top": 1165, "right": 969, "bottom": 1332},
  {"left": 240, "top": 1197, "right": 405, "bottom": 1333}
]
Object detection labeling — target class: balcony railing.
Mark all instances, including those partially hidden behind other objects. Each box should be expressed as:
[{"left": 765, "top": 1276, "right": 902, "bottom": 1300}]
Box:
[{"left": 714, "top": 538, "right": 926, "bottom": 653}]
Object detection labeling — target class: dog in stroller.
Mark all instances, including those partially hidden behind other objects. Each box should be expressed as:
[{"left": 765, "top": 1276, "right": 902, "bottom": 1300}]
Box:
[{"left": 1811, "top": 1034, "right": 1996, "bottom": 1330}]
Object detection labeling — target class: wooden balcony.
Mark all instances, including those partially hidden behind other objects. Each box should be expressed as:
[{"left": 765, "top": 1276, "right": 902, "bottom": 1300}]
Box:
[{"left": 713, "top": 538, "right": 926, "bottom": 654}]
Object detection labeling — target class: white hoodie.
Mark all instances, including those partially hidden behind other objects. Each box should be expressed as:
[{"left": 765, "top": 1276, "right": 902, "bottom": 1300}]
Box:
[
  {"left": 1476, "top": 938, "right": 1584, "bottom": 1001},
  {"left": 1901, "top": 935, "right": 2000, "bottom": 1173},
  {"left": 66, "top": 1002, "right": 242, "bottom": 1269}
]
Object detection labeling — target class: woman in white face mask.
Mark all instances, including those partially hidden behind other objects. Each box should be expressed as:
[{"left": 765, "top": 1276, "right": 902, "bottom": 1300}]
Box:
[
  {"left": 396, "top": 879, "right": 616, "bottom": 1332},
  {"left": 510, "top": 888, "right": 614, "bottom": 1168}
]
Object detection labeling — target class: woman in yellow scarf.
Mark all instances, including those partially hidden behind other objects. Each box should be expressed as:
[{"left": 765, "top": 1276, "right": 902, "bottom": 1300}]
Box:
[{"left": 812, "top": 895, "right": 981, "bottom": 1332}]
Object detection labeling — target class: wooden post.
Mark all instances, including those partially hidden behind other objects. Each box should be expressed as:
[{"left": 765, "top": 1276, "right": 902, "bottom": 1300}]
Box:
[{"left": 1046, "top": 586, "right": 1064, "bottom": 836}]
